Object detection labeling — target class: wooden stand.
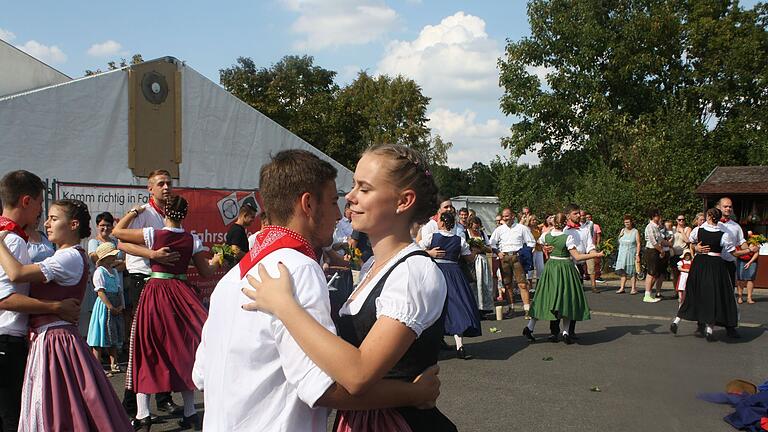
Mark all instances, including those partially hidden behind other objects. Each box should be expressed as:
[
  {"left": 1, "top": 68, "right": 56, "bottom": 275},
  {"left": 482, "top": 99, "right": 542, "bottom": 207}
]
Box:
[{"left": 755, "top": 255, "right": 768, "bottom": 289}]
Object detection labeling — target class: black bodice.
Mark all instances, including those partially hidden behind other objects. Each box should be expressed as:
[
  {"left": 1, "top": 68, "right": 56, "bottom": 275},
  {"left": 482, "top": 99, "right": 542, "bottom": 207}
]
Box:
[
  {"left": 335, "top": 250, "right": 446, "bottom": 381},
  {"left": 698, "top": 228, "right": 724, "bottom": 253}
]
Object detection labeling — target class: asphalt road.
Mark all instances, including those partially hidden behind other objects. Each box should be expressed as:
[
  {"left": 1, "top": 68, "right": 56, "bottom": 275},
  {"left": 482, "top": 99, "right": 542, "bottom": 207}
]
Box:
[{"left": 108, "top": 280, "right": 768, "bottom": 431}]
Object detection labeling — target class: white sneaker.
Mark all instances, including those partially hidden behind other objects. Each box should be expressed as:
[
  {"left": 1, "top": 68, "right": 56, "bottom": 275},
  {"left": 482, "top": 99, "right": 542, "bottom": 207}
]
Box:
[{"left": 643, "top": 295, "right": 661, "bottom": 303}]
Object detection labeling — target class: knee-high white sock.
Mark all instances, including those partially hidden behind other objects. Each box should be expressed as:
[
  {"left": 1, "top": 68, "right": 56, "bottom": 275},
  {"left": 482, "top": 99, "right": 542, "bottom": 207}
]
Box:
[
  {"left": 673, "top": 317, "right": 681, "bottom": 324},
  {"left": 454, "top": 335, "right": 463, "bottom": 350},
  {"left": 136, "top": 393, "right": 151, "bottom": 420},
  {"left": 562, "top": 318, "right": 571, "bottom": 335},
  {"left": 182, "top": 390, "right": 196, "bottom": 417},
  {"left": 705, "top": 324, "right": 714, "bottom": 335},
  {"left": 523, "top": 304, "right": 530, "bottom": 312},
  {"left": 527, "top": 318, "right": 537, "bottom": 331}
]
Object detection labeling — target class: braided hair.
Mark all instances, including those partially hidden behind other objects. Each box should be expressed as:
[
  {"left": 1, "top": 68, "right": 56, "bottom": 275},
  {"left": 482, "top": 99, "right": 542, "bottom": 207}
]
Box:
[
  {"left": 164, "top": 195, "right": 189, "bottom": 223},
  {"left": 51, "top": 199, "right": 91, "bottom": 239},
  {"left": 363, "top": 144, "right": 439, "bottom": 225},
  {"left": 440, "top": 211, "right": 456, "bottom": 231}
]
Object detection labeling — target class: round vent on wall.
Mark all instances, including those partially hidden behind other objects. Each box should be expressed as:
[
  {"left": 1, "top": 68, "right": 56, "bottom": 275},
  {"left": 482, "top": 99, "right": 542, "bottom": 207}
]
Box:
[{"left": 141, "top": 71, "right": 169, "bottom": 105}]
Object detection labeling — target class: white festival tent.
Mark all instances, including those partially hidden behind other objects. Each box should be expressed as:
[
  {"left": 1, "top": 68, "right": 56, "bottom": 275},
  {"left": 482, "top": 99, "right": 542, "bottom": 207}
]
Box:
[{"left": 0, "top": 56, "right": 354, "bottom": 193}]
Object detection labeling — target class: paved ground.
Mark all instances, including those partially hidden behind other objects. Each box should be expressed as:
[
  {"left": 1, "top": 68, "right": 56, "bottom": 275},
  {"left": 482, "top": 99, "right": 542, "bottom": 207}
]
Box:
[{"left": 108, "top": 280, "right": 768, "bottom": 431}]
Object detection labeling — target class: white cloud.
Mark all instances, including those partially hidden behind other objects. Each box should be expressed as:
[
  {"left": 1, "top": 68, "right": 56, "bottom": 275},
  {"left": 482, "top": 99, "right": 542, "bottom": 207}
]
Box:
[
  {"left": 377, "top": 11, "right": 502, "bottom": 104},
  {"left": 525, "top": 64, "right": 555, "bottom": 87},
  {"left": 429, "top": 108, "right": 540, "bottom": 168},
  {"left": 15, "top": 40, "right": 67, "bottom": 64},
  {"left": 281, "top": 0, "right": 397, "bottom": 50},
  {"left": 428, "top": 108, "right": 508, "bottom": 168},
  {"left": 87, "top": 40, "right": 126, "bottom": 57},
  {"left": 0, "top": 28, "right": 16, "bottom": 42}
]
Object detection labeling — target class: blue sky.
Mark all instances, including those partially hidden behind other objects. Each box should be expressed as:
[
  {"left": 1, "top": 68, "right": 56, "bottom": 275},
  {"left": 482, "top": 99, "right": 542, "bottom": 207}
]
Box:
[{"left": 2, "top": 0, "right": 760, "bottom": 168}]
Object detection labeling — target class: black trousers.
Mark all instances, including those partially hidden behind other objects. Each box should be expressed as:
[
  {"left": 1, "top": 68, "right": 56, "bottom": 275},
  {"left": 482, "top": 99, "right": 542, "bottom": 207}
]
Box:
[{"left": 0, "top": 335, "right": 28, "bottom": 432}]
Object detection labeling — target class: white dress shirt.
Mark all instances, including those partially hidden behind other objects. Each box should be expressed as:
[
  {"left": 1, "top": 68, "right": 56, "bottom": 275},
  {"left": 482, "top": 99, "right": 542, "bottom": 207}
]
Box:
[
  {"left": 718, "top": 219, "right": 746, "bottom": 263},
  {"left": 689, "top": 223, "right": 736, "bottom": 255},
  {"left": 564, "top": 224, "right": 595, "bottom": 263},
  {"left": 341, "top": 243, "right": 446, "bottom": 337},
  {"left": 0, "top": 233, "right": 31, "bottom": 337},
  {"left": 489, "top": 222, "right": 536, "bottom": 253},
  {"left": 124, "top": 204, "right": 164, "bottom": 275},
  {"left": 193, "top": 248, "right": 335, "bottom": 432}
]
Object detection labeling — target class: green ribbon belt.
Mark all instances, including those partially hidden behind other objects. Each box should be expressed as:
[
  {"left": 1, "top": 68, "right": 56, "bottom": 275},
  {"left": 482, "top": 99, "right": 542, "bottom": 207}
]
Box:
[{"left": 148, "top": 272, "right": 187, "bottom": 281}]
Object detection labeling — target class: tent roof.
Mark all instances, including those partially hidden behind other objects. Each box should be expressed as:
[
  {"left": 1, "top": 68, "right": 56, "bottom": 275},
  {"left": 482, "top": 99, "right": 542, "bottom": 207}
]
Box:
[
  {"left": 0, "top": 57, "right": 353, "bottom": 192},
  {"left": 0, "top": 39, "right": 70, "bottom": 98}
]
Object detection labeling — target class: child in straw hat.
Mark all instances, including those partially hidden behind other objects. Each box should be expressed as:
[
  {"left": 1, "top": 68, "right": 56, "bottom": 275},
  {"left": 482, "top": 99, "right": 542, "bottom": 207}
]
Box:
[{"left": 87, "top": 242, "right": 124, "bottom": 375}]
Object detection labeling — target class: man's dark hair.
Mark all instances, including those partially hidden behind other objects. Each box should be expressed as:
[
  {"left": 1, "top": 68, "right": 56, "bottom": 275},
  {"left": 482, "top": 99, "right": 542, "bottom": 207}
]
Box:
[
  {"left": 646, "top": 207, "right": 660, "bottom": 219},
  {"left": 96, "top": 212, "right": 115, "bottom": 225},
  {"left": 260, "top": 150, "right": 337, "bottom": 225},
  {"left": 564, "top": 203, "right": 580, "bottom": 214},
  {"left": 459, "top": 207, "right": 468, "bottom": 214},
  {"left": 0, "top": 170, "right": 45, "bottom": 209}
]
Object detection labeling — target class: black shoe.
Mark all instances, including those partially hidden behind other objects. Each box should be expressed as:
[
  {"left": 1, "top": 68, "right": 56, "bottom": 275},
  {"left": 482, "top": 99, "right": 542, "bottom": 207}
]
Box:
[
  {"left": 440, "top": 339, "right": 451, "bottom": 351},
  {"left": 547, "top": 334, "right": 559, "bottom": 343},
  {"left": 705, "top": 332, "right": 716, "bottom": 342},
  {"left": 178, "top": 413, "right": 202, "bottom": 431},
  {"left": 694, "top": 323, "right": 705, "bottom": 337},
  {"left": 726, "top": 328, "right": 741, "bottom": 339},
  {"left": 522, "top": 327, "right": 536, "bottom": 343},
  {"left": 563, "top": 333, "right": 574, "bottom": 345},
  {"left": 670, "top": 322, "right": 678, "bottom": 334},
  {"left": 156, "top": 400, "right": 183, "bottom": 415},
  {"left": 132, "top": 416, "right": 152, "bottom": 431},
  {"left": 456, "top": 347, "right": 473, "bottom": 360}
]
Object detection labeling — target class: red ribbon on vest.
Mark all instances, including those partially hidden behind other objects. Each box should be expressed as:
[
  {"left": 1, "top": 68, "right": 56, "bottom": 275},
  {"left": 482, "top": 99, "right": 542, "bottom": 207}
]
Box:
[
  {"left": 0, "top": 216, "right": 29, "bottom": 242},
  {"left": 149, "top": 198, "right": 165, "bottom": 217},
  {"left": 239, "top": 226, "right": 317, "bottom": 279}
]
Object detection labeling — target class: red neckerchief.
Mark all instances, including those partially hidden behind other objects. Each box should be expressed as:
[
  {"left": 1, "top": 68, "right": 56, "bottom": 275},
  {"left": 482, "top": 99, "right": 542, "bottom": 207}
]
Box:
[
  {"left": 239, "top": 225, "right": 317, "bottom": 278},
  {"left": 0, "top": 216, "right": 29, "bottom": 242},
  {"left": 720, "top": 217, "right": 729, "bottom": 223},
  {"left": 431, "top": 214, "right": 439, "bottom": 222},
  {"left": 149, "top": 197, "right": 165, "bottom": 217},
  {"left": 566, "top": 220, "right": 581, "bottom": 229}
]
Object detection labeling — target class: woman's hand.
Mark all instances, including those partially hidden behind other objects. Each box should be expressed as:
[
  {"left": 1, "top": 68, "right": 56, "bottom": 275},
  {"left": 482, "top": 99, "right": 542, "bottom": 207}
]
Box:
[
  {"left": 241, "top": 262, "right": 297, "bottom": 317},
  {"left": 744, "top": 262, "right": 752, "bottom": 270},
  {"left": 412, "top": 365, "right": 441, "bottom": 409}
]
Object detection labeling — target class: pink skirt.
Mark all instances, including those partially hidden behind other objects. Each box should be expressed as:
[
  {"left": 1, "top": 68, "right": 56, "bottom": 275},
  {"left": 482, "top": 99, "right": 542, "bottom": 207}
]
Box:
[
  {"left": 336, "top": 409, "right": 413, "bottom": 432},
  {"left": 19, "top": 323, "right": 132, "bottom": 432},
  {"left": 127, "top": 278, "right": 207, "bottom": 394}
]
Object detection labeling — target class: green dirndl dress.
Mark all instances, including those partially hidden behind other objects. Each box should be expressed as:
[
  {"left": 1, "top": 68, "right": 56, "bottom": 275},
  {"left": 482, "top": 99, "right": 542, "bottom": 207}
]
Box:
[{"left": 529, "top": 232, "right": 591, "bottom": 321}]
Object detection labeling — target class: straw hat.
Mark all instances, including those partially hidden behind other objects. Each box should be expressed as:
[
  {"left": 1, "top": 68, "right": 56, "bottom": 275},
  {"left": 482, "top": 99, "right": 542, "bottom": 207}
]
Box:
[
  {"left": 95, "top": 242, "right": 120, "bottom": 264},
  {"left": 679, "top": 250, "right": 692, "bottom": 259}
]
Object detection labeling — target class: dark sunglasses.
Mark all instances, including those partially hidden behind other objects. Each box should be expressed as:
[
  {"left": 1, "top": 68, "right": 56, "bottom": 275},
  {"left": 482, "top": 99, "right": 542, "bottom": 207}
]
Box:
[{"left": 677, "top": 218, "right": 685, "bottom": 221}]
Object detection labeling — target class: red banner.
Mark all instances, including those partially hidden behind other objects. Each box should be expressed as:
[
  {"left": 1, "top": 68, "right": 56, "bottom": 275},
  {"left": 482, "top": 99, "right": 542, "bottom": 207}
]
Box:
[{"left": 55, "top": 182, "right": 262, "bottom": 303}]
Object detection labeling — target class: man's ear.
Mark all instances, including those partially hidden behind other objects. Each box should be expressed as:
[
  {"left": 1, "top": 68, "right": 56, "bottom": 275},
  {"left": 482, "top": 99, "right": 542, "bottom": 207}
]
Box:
[{"left": 298, "top": 192, "right": 313, "bottom": 217}]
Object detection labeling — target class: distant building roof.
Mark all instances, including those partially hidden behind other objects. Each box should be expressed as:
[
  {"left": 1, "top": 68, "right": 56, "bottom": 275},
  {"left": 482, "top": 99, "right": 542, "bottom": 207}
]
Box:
[{"left": 695, "top": 166, "right": 768, "bottom": 196}]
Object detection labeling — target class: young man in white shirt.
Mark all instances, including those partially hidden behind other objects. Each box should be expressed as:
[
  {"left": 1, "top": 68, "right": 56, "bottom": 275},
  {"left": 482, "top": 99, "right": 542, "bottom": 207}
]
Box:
[
  {"left": 117, "top": 169, "right": 182, "bottom": 419},
  {"left": 715, "top": 197, "right": 758, "bottom": 287},
  {"left": 193, "top": 150, "right": 439, "bottom": 431},
  {"left": 489, "top": 207, "right": 536, "bottom": 318},
  {"left": 0, "top": 170, "right": 80, "bottom": 431},
  {"left": 417, "top": 198, "right": 454, "bottom": 259},
  {"left": 642, "top": 208, "right": 666, "bottom": 303}
]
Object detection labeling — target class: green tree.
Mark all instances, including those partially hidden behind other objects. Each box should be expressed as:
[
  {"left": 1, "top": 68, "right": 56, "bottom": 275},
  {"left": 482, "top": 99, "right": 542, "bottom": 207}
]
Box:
[
  {"left": 220, "top": 55, "right": 338, "bottom": 158},
  {"left": 85, "top": 54, "right": 144, "bottom": 76},
  {"left": 498, "top": 0, "right": 768, "bottom": 231}
]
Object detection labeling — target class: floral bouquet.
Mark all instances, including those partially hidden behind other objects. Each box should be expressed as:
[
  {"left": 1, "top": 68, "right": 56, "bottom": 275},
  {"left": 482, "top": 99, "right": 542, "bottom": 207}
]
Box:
[
  {"left": 211, "top": 243, "right": 237, "bottom": 266},
  {"left": 350, "top": 248, "right": 363, "bottom": 270},
  {"left": 468, "top": 237, "right": 487, "bottom": 251},
  {"left": 747, "top": 234, "right": 767, "bottom": 247},
  {"left": 598, "top": 238, "right": 615, "bottom": 255}
]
